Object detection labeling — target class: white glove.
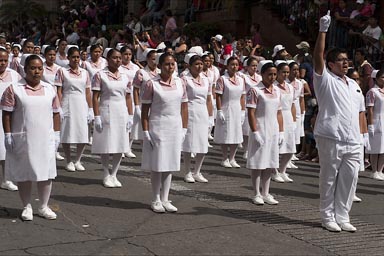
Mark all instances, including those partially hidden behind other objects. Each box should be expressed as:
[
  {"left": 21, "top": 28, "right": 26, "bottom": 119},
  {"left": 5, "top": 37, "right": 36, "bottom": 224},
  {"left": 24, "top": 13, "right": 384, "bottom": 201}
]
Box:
[
  {"left": 368, "top": 124, "right": 374, "bottom": 137},
  {"left": 126, "top": 115, "right": 133, "bottom": 131},
  {"left": 278, "top": 132, "right": 284, "bottom": 147},
  {"left": 241, "top": 110, "right": 246, "bottom": 124},
  {"left": 143, "top": 130, "right": 154, "bottom": 148},
  {"left": 59, "top": 108, "right": 64, "bottom": 122},
  {"left": 217, "top": 110, "right": 225, "bottom": 124},
  {"left": 319, "top": 10, "right": 331, "bottom": 32},
  {"left": 94, "top": 116, "right": 102, "bottom": 132},
  {"left": 54, "top": 131, "right": 60, "bottom": 151},
  {"left": 209, "top": 115, "right": 215, "bottom": 128},
  {"left": 363, "top": 133, "right": 371, "bottom": 151},
  {"left": 293, "top": 121, "right": 297, "bottom": 130},
  {"left": 251, "top": 131, "right": 264, "bottom": 147},
  {"left": 87, "top": 108, "right": 94, "bottom": 124},
  {"left": 4, "top": 133, "right": 13, "bottom": 152},
  {"left": 182, "top": 128, "right": 188, "bottom": 142},
  {"left": 134, "top": 105, "right": 141, "bottom": 118}
]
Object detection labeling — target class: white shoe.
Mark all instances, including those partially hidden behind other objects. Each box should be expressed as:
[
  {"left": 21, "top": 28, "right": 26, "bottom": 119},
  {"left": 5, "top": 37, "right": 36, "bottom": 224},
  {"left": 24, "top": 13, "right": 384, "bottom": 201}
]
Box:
[
  {"left": 322, "top": 222, "right": 341, "bottom": 232},
  {"left": 291, "top": 155, "right": 299, "bottom": 161},
  {"left": 74, "top": 161, "right": 85, "bottom": 171},
  {"left": 280, "top": 173, "right": 293, "bottom": 182},
  {"left": 229, "top": 159, "right": 240, "bottom": 168},
  {"left": 221, "top": 159, "right": 232, "bottom": 168},
  {"left": 339, "top": 222, "right": 357, "bottom": 232},
  {"left": 162, "top": 201, "right": 178, "bottom": 212},
  {"left": 243, "top": 151, "right": 248, "bottom": 159},
  {"left": 372, "top": 171, "right": 384, "bottom": 181},
  {"left": 122, "top": 153, "right": 125, "bottom": 158},
  {"left": 38, "top": 207, "right": 57, "bottom": 220},
  {"left": 21, "top": 204, "right": 33, "bottom": 221},
  {"left": 191, "top": 153, "right": 196, "bottom": 158},
  {"left": 252, "top": 195, "right": 264, "bottom": 205},
  {"left": 1, "top": 181, "right": 18, "bottom": 191},
  {"left": 111, "top": 176, "right": 122, "bottom": 187},
  {"left": 56, "top": 152, "right": 64, "bottom": 161},
  {"left": 378, "top": 172, "right": 384, "bottom": 180},
  {"left": 272, "top": 173, "right": 285, "bottom": 183},
  {"left": 65, "top": 162, "right": 76, "bottom": 172},
  {"left": 88, "top": 136, "right": 93, "bottom": 145},
  {"left": 151, "top": 201, "right": 166, "bottom": 213},
  {"left": 208, "top": 142, "right": 213, "bottom": 148},
  {"left": 184, "top": 172, "right": 195, "bottom": 183},
  {"left": 353, "top": 195, "right": 362, "bottom": 202},
  {"left": 126, "top": 151, "right": 136, "bottom": 158},
  {"left": 263, "top": 194, "right": 279, "bottom": 205},
  {"left": 193, "top": 173, "right": 208, "bottom": 183},
  {"left": 208, "top": 134, "right": 214, "bottom": 140},
  {"left": 103, "top": 176, "right": 115, "bottom": 188},
  {"left": 238, "top": 143, "right": 243, "bottom": 149},
  {"left": 287, "top": 161, "right": 298, "bottom": 169}
]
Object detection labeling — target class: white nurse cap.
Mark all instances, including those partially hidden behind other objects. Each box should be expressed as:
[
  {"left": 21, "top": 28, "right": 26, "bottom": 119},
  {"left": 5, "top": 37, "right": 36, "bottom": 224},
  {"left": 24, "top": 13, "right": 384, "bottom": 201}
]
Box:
[
  {"left": 65, "top": 44, "right": 79, "bottom": 55},
  {"left": 184, "top": 53, "right": 196, "bottom": 64},
  {"left": 257, "top": 60, "right": 273, "bottom": 74},
  {"left": 103, "top": 47, "right": 113, "bottom": 58}
]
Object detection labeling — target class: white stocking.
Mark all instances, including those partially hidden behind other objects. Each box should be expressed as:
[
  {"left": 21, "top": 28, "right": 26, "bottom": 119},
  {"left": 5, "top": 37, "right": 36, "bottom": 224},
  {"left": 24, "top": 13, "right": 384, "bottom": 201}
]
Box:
[
  {"left": 101, "top": 154, "right": 110, "bottom": 178},
  {"left": 194, "top": 154, "right": 205, "bottom": 174},
  {"left": 37, "top": 180, "right": 52, "bottom": 209},
  {"left": 150, "top": 171, "right": 161, "bottom": 202},
  {"left": 183, "top": 152, "right": 191, "bottom": 174},
  {"left": 251, "top": 169, "right": 262, "bottom": 196},
  {"left": 161, "top": 172, "right": 172, "bottom": 202},
  {"left": 279, "top": 153, "right": 293, "bottom": 174},
  {"left": 110, "top": 153, "right": 123, "bottom": 177},
  {"left": 261, "top": 169, "right": 272, "bottom": 197}
]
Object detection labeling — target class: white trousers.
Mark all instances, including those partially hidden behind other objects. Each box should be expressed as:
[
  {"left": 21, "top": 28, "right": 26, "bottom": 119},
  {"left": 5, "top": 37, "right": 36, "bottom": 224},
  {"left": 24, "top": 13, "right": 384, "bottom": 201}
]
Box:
[{"left": 316, "top": 137, "right": 360, "bottom": 224}]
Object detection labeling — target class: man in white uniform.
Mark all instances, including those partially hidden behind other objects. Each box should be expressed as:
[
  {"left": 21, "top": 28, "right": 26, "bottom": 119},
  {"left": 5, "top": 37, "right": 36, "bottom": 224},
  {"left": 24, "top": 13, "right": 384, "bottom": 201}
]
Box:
[{"left": 313, "top": 11, "right": 368, "bottom": 232}]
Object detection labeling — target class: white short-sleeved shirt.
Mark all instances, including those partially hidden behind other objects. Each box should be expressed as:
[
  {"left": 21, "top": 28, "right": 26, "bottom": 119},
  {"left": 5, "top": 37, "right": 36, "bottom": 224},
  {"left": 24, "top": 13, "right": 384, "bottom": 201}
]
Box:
[{"left": 313, "top": 66, "right": 364, "bottom": 144}]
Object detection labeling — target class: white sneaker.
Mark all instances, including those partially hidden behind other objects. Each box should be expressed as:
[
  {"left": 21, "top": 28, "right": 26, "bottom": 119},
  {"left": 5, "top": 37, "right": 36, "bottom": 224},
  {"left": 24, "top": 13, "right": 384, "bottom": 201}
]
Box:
[
  {"left": 229, "top": 159, "right": 241, "bottom": 168},
  {"left": 208, "top": 134, "right": 214, "bottom": 140},
  {"left": 221, "top": 159, "right": 232, "bottom": 168},
  {"left": 162, "top": 201, "right": 178, "bottom": 212},
  {"left": 238, "top": 143, "right": 243, "bottom": 149},
  {"left": 291, "top": 155, "right": 299, "bottom": 161},
  {"left": 287, "top": 161, "right": 298, "bottom": 169},
  {"left": 65, "top": 162, "right": 76, "bottom": 172},
  {"left": 56, "top": 152, "right": 64, "bottom": 161},
  {"left": 21, "top": 204, "right": 33, "bottom": 221},
  {"left": 184, "top": 172, "right": 195, "bottom": 183},
  {"left": 263, "top": 194, "right": 279, "bottom": 205},
  {"left": 191, "top": 153, "right": 196, "bottom": 158},
  {"left": 126, "top": 151, "right": 136, "bottom": 158},
  {"left": 339, "top": 222, "right": 357, "bottom": 232},
  {"left": 353, "top": 195, "right": 362, "bottom": 202},
  {"left": 208, "top": 142, "right": 213, "bottom": 148},
  {"left": 280, "top": 173, "right": 293, "bottom": 182},
  {"left": 243, "top": 151, "right": 248, "bottom": 159},
  {"left": 322, "top": 221, "right": 341, "bottom": 232},
  {"left": 151, "top": 201, "right": 165, "bottom": 213},
  {"left": 1, "top": 181, "right": 18, "bottom": 191},
  {"left": 379, "top": 172, "right": 384, "bottom": 180},
  {"left": 252, "top": 195, "right": 264, "bottom": 205},
  {"left": 38, "top": 207, "right": 57, "bottom": 220},
  {"left": 272, "top": 173, "right": 285, "bottom": 183},
  {"left": 88, "top": 136, "right": 93, "bottom": 145},
  {"left": 372, "top": 171, "right": 384, "bottom": 181},
  {"left": 103, "top": 176, "right": 115, "bottom": 188},
  {"left": 111, "top": 176, "right": 122, "bottom": 187},
  {"left": 193, "top": 173, "right": 208, "bottom": 183},
  {"left": 122, "top": 153, "right": 125, "bottom": 158},
  {"left": 74, "top": 161, "right": 85, "bottom": 171}
]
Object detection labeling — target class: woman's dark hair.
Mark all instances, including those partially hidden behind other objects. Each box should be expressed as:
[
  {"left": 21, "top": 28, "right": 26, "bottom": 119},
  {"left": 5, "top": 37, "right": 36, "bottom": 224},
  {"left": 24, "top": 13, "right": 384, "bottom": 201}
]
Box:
[
  {"left": 107, "top": 48, "right": 119, "bottom": 59},
  {"left": 226, "top": 56, "right": 239, "bottom": 66},
  {"left": 44, "top": 46, "right": 56, "bottom": 55},
  {"left": 90, "top": 44, "right": 102, "bottom": 53},
  {"left": 58, "top": 38, "right": 67, "bottom": 45},
  {"left": 288, "top": 61, "right": 299, "bottom": 70},
  {"left": 67, "top": 46, "right": 80, "bottom": 56},
  {"left": 346, "top": 68, "right": 358, "bottom": 78},
  {"left": 277, "top": 62, "right": 289, "bottom": 71},
  {"left": 260, "top": 62, "right": 276, "bottom": 74},
  {"left": 246, "top": 56, "right": 258, "bottom": 66},
  {"left": 376, "top": 67, "right": 384, "bottom": 80},
  {"left": 189, "top": 55, "right": 202, "bottom": 65},
  {"left": 120, "top": 45, "right": 135, "bottom": 62},
  {"left": 159, "top": 52, "right": 175, "bottom": 65},
  {"left": 23, "top": 39, "right": 34, "bottom": 48},
  {"left": 24, "top": 54, "right": 42, "bottom": 71},
  {"left": 146, "top": 49, "right": 157, "bottom": 59}
]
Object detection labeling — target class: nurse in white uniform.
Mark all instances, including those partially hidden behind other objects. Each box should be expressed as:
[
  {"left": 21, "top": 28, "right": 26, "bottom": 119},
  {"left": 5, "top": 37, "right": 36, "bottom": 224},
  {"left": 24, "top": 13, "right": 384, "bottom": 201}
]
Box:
[
  {"left": 272, "top": 61, "right": 296, "bottom": 183},
  {"left": 0, "top": 48, "right": 21, "bottom": 191},
  {"left": 214, "top": 56, "right": 246, "bottom": 168},
  {"left": 181, "top": 54, "right": 213, "bottom": 183},
  {"left": 55, "top": 46, "right": 93, "bottom": 172},
  {"left": 366, "top": 69, "right": 384, "bottom": 180},
  {"left": 141, "top": 53, "right": 188, "bottom": 213},
  {"left": 1, "top": 55, "right": 61, "bottom": 221},
  {"left": 92, "top": 48, "right": 133, "bottom": 188},
  {"left": 55, "top": 39, "right": 69, "bottom": 67},
  {"left": 246, "top": 61, "right": 284, "bottom": 205}
]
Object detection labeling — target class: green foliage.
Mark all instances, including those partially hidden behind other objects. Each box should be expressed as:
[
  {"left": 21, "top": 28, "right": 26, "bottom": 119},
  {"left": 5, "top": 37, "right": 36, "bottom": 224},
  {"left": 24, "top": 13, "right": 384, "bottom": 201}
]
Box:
[{"left": 183, "top": 22, "right": 219, "bottom": 41}]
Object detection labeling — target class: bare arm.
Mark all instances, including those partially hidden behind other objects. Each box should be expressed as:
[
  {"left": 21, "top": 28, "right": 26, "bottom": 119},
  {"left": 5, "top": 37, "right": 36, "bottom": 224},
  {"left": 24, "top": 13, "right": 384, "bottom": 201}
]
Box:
[
  {"left": 57, "top": 86, "right": 63, "bottom": 104},
  {"left": 126, "top": 93, "right": 133, "bottom": 115},
  {"left": 181, "top": 102, "right": 188, "bottom": 129},
  {"left": 206, "top": 95, "right": 213, "bottom": 116},
  {"left": 248, "top": 108, "right": 257, "bottom": 132},
  {"left": 359, "top": 111, "right": 367, "bottom": 133},
  {"left": 86, "top": 87, "right": 92, "bottom": 108},
  {"left": 141, "top": 103, "right": 151, "bottom": 131},
  {"left": 367, "top": 106, "right": 373, "bottom": 125},
  {"left": 133, "top": 87, "right": 141, "bottom": 106},
  {"left": 277, "top": 110, "right": 284, "bottom": 132},
  {"left": 53, "top": 112, "right": 60, "bottom": 131},
  {"left": 300, "top": 96, "right": 305, "bottom": 113},
  {"left": 2, "top": 111, "right": 12, "bottom": 133},
  {"left": 313, "top": 32, "right": 326, "bottom": 75},
  {"left": 92, "top": 91, "right": 100, "bottom": 116},
  {"left": 216, "top": 93, "right": 222, "bottom": 110},
  {"left": 240, "top": 95, "right": 245, "bottom": 111}
]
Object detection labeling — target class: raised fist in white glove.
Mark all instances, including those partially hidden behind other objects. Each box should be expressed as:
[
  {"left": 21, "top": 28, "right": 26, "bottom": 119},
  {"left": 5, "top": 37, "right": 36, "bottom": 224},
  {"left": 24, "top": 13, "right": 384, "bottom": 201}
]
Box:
[{"left": 319, "top": 10, "right": 331, "bottom": 33}]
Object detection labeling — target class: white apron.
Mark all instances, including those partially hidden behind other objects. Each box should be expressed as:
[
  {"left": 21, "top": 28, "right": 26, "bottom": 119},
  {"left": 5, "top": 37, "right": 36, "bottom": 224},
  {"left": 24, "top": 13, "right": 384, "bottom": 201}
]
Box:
[
  {"left": 5, "top": 83, "right": 57, "bottom": 182},
  {"left": 92, "top": 71, "right": 130, "bottom": 154},
  {"left": 141, "top": 78, "right": 184, "bottom": 172},
  {"left": 242, "top": 72, "right": 261, "bottom": 137},
  {"left": 60, "top": 68, "right": 89, "bottom": 143},
  {"left": 182, "top": 73, "right": 210, "bottom": 154},
  {"left": 290, "top": 78, "right": 304, "bottom": 144},
  {"left": 84, "top": 59, "right": 107, "bottom": 79},
  {"left": 214, "top": 74, "right": 244, "bottom": 144},
  {"left": 246, "top": 86, "right": 280, "bottom": 169},
  {"left": 55, "top": 53, "right": 69, "bottom": 67},
  {"left": 367, "top": 88, "right": 384, "bottom": 154}
]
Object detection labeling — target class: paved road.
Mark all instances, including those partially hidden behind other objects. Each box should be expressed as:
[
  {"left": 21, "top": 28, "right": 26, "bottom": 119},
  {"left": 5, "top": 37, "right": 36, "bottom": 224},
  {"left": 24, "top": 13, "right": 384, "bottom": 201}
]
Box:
[{"left": 0, "top": 141, "right": 383, "bottom": 255}]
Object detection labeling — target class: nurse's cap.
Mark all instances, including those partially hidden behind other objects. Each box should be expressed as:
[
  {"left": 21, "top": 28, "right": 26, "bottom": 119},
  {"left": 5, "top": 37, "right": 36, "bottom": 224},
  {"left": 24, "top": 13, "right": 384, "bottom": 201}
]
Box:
[
  {"left": 188, "top": 46, "right": 204, "bottom": 56},
  {"left": 41, "top": 44, "right": 50, "bottom": 54},
  {"left": 19, "top": 54, "right": 43, "bottom": 66},
  {"left": 65, "top": 45, "right": 79, "bottom": 55},
  {"left": 156, "top": 42, "right": 166, "bottom": 51},
  {"left": 0, "top": 46, "right": 6, "bottom": 51},
  {"left": 184, "top": 53, "right": 197, "bottom": 64},
  {"left": 286, "top": 59, "right": 296, "bottom": 65},
  {"left": 243, "top": 57, "right": 249, "bottom": 67},
  {"left": 86, "top": 45, "right": 91, "bottom": 54},
  {"left": 257, "top": 60, "right": 273, "bottom": 74},
  {"left": 103, "top": 47, "right": 113, "bottom": 58},
  {"left": 143, "top": 48, "right": 156, "bottom": 59},
  {"left": 12, "top": 43, "right": 21, "bottom": 50},
  {"left": 202, "top": 51, "right": 210, "bottom": 57},
  {"left": 55, "top": 38, "right": 60, "bottom": 46},
  {"left": 223, "top": 56, "right": 233, "bottom": 66},
  {"left": 115, "top": 43, "right": 125, "bottom": 51},
  {"left": 155, "top": 53, "right": 164, "bottom": 65},
  {"left": 20, "top": 38, "right": 27, "bottom": 47},
  {"left": 371, "top": 69, "right": 379, "bottom": 79},
  {"left": 274, "top": 60, "right": 287, "bottom": 67}
]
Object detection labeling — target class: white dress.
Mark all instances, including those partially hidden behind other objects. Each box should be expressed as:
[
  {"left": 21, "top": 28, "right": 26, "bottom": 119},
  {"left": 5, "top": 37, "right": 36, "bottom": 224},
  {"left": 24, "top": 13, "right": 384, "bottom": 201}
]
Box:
[
  {"left": 366, "top": 87, "right": 384, "bottom": 154},
  {"left": 91, "top": 68, "right": 130, "bottom": 154},
  {"left": 83, "top": 58, "right": 107, "bottom": 79},
  {"left": 42, "top": 62, "right": 60, "bottom": 87},
  {"left": 241, "top": 71, "right": 262, "bottom": 137},
  {"left": 55, "top": 53, "right": 69, "bottom": 67},
  {"left": 289, "top": 78, "right": 304, "bottom": 144},
  {"left": 0, "top": 69, "right": 21, "bottom": 160},
  {"left": 274, "top": 81, "right": 296, "bottom": 154},
  {"left": 55, "top": 67, "right": 90, "bottom": 144},
  {"left": 2, "top": 82, "right": 58, "bottom": 182},
  {"left": 213, "top": 73, "right": 245, "bottom": 144},
  {"left": 182, "top": 71, "right": 211, "bottom": 154},
  {"left": 141, "top": 75, "right": 187, "bottom": 172},
  {"left": 246, "top": 84, "right": 281, "bottom": 169}
]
